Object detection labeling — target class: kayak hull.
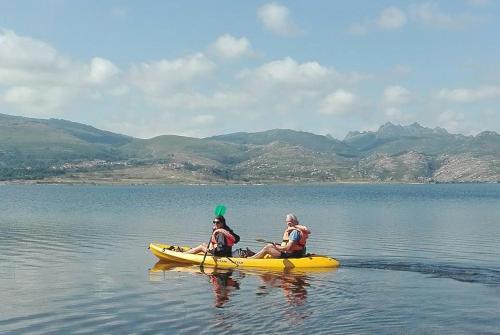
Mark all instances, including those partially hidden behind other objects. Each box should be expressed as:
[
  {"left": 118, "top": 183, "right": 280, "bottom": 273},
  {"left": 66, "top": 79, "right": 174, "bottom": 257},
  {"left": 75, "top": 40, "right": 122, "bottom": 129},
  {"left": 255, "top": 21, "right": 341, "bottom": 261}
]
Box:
[{"left": 149, "top": 243, "right": 340, "bottom": 269}]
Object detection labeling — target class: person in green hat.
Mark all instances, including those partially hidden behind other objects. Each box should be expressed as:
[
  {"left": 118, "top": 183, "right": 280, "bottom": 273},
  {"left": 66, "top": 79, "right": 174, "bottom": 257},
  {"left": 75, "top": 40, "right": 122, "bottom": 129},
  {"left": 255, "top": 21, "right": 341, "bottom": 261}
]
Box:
[{"left": 185, "top": 215, "right": 240, "bottom": 257}]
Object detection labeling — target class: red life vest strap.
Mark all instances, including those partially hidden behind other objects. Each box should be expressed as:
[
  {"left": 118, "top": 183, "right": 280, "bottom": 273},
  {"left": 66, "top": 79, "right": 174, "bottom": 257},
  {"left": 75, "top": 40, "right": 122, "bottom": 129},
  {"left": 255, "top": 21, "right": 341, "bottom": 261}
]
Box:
[{"left": 211, "top": 228, "right": 236, "bottom": 248}]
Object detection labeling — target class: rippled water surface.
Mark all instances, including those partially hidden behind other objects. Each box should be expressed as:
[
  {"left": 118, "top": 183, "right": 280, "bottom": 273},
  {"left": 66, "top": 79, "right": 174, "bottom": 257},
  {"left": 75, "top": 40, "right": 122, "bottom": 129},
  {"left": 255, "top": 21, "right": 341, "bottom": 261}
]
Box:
[{"left": 1, "top": 184, "right": 499, "bottom": 334}]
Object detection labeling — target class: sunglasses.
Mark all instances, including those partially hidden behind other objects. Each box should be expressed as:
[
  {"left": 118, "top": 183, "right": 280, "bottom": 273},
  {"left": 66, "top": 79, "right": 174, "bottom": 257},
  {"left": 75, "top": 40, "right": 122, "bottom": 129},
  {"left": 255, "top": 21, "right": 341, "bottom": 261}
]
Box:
[{"left": 213, "top": 220, "right": 221, "bottom": 224}]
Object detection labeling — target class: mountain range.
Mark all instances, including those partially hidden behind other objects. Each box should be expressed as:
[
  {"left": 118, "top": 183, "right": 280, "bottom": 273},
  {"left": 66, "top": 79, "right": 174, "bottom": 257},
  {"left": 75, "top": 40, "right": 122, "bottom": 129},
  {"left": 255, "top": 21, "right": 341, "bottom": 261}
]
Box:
[{"left": 1, "top": 113, "right": 499, "bottom": 183}]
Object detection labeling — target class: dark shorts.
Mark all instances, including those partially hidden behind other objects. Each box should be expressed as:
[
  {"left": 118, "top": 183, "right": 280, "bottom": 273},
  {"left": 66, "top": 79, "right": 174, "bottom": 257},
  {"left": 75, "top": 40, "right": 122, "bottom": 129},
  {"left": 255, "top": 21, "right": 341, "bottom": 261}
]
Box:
[
  {"left": 280, "top": 249, "right": 306, "bottom": 259},
  {"left": 212, "top": 247, "right": 232, "bottom": 257}
]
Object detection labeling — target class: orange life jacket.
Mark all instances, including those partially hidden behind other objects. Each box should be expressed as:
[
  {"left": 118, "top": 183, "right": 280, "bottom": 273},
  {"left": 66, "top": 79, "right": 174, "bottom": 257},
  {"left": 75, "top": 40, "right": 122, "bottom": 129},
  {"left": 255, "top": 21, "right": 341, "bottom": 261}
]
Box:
[
  {"left": 282, "top": 225, "right": 310, "bottom": 252},
  {"left": 210, "top": 228, "right": 236, "bottom": 249}
]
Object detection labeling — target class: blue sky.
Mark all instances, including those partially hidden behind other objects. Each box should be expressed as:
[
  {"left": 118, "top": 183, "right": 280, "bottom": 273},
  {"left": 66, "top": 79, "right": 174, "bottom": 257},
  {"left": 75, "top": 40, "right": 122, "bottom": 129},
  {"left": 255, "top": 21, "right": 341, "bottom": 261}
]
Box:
[{"left": 0, "top": 0, "right": 499, "bottom": 139}]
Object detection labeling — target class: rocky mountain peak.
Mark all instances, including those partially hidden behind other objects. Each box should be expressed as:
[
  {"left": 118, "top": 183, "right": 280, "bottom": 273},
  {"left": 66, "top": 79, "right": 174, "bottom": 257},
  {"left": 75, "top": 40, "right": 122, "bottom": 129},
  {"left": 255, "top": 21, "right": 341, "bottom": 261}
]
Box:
[
  {"left": 376, "top": 122, "right": 408, "bottom": 138},
  {"left": 375, "top": 122, "right": 444, "bottom": 139},
  {"left": 476, "top": 130, "right": 500, "bottom": 138}
]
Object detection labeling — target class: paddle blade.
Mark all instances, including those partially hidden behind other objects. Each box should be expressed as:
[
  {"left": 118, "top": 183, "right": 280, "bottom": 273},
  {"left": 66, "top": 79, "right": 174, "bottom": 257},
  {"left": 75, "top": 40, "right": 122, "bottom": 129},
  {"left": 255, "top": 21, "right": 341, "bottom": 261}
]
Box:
[{"left": 214, "top": 205, "right": 226, "bottom": 216}]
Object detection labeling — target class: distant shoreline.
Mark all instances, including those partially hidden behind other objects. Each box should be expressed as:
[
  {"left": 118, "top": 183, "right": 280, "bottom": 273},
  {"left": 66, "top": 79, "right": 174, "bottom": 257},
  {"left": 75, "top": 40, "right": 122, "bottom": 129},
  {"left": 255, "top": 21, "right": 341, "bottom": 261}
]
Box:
[{"left": 1, "top": 178, "right": 498, "bottom": 186}]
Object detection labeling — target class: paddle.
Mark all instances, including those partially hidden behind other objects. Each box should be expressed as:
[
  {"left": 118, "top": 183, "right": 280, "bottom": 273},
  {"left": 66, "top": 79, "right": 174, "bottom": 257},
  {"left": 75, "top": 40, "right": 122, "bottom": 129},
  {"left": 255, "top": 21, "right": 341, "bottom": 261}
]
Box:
[
  {"left": 255, "top": 238, "right": 277, "bottom": 245},
  {"left": 200, "top": 205, "right": 226, "bottom": 270}
]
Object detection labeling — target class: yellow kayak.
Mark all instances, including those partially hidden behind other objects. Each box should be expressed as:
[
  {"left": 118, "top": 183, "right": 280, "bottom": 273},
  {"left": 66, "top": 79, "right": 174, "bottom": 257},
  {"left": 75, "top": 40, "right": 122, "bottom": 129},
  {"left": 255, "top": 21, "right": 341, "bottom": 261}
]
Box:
[{"left": 149, "top": 243, "right": 340, "bottom": 269}]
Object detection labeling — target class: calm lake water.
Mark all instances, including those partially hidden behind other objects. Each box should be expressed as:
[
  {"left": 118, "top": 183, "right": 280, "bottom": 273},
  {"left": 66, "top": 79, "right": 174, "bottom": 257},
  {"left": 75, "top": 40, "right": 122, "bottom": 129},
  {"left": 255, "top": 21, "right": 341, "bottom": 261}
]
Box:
[{"left": 1, "top": 184, "right": 499, "bottom": 334}]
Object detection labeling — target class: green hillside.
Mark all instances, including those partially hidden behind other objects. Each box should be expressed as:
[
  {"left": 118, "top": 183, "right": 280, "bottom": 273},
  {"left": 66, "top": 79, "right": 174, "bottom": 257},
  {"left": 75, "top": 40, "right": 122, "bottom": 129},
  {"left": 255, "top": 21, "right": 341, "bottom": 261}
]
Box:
[
  {"left": 207, "top": 129, "right": 352, "bottom": 155},
  {"left": 0, "top": 114, "right": 127, "bottom": 166},
  {"left": 1, "top": 113, "right": 499, "bottom": 183},
  {"left": 120, "top": 135, "right": 251, "bottom": 164}
]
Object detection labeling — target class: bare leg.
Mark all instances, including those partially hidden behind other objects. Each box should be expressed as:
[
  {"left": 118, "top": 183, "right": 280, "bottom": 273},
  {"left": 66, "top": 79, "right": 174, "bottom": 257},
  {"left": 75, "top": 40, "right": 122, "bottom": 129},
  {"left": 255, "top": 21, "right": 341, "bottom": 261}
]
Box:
[
  {"left": 248, "top": 244, "right": 281, "bottom": 259},
  {"left": 185, "top": 243, "right": 208, "bottom": 254}
]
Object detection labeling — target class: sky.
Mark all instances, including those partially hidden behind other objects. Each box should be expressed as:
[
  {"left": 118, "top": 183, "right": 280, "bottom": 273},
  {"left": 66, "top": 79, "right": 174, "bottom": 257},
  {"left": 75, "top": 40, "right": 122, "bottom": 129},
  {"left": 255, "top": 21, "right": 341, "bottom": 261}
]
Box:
[{"left": 0, "top": 0, "right": 499, "bottom": 139}]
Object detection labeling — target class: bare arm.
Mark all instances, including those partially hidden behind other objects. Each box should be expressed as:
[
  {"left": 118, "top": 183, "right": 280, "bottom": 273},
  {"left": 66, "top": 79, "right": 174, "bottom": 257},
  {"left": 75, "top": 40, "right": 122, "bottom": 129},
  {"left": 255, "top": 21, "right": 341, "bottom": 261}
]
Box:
[
  {"left": 280, "top": 230, "right": 300, "bottom": 252},
  {"left": 279, "top": 240, "right": 296, "bottom": 252}
]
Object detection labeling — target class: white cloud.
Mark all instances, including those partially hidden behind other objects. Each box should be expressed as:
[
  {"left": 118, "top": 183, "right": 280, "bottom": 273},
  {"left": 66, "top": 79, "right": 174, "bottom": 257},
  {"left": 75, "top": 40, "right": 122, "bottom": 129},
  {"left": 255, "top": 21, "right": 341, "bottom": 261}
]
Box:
[
  {"left": 350, "top": 3, "right": 482, "bottom": 34},
  {"left": 0, "top": 27, "right": 381, "bottom": 138},
  {"left": 384, "top": 107, "right": 403, "bottom": 118},
  {"left": 152, "top": 91, "right": 254, "bottom": 110},
  {"left": 87, "top": 57, "right": 120, "bottom": 84},
  {"left": 192, "top": 114, "right": 216, "bottom": 125},
  {"left": 257, "top": 3, "right": 301, "bottom": 36},
  {"left": 0, "top": 29, "right": 71, "bottom": 85},
  {"left": 209, "top": 34, "right": 254, "bottom": 60},
  {"left": 3, "top": 85, "right": 76, "bottom": 115},
  {"left": 109, "top": 85, "right": 129, "bottom": 96},
  {"left": 384, "top": 107, "right": 415, "bottom": 123},
  {"left": 409, "top": 3, "right": 480, "bottom": 30},
  {"left": 235, "top": 57, "right": 368, "bottom": 118},
  {"left": 3, "top": 86, "right": 35, "bottom": 104},
  {"left": 348, "top": 6, "right": 406, "bottom": 35},
  {"left": 319, "top": 90, "right": 357, "bottom": 115},
  {"left": 382, "top": 85, "right": 412, "bottom": 122},
  {"left": 0, "top": 29, "right": 67, "bottom": 70},
  {"left": 438, "top": 86, "right": 500, "bottom": 103},
  {"left": 383, "top": 85, "right": 411, "bottom": 105},
  {"left": 385, "top": 108, "right": 403, "bottom": 121},
  {"left": 129, "top": 53, "right": 215, "bottom": 94},
  {"left": 377, "top": 7, "right": 407, "bottom": 30},
  {"left": 239, "top": 57, "right": 333, "bottom": 87},
  {"left": 437, "top": 110, "right": 464, "bottom": 133},
  {"left": 0, "top": 29, "right": 123, "bottom": 115}
]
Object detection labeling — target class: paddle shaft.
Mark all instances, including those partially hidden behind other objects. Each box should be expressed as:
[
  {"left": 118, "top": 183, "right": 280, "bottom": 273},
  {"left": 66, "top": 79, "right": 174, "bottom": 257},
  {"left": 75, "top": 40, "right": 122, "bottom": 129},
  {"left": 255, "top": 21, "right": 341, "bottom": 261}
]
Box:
[
  {"left": 201, "top": 233, "right": 239, "bottom": 268},
  {"left": 255, "top": 238, "right": 277, "bottom": 245},
  {"left": 200, "top": 234, "right": 213, "bottom": 269},
  {"left": 201, "top": 205, "right": 227, "bottom": 270}
]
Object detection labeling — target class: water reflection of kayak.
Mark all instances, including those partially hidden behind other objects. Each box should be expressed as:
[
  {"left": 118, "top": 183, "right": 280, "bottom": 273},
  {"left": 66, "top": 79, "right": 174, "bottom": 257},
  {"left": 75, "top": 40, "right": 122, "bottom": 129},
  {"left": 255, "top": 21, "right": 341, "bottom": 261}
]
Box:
[
  {"left": 150, "top": 261, "right": 338, "bottom": 276},
  {"left": 150, "top": 261, "right": 231, "bottom": 275},
  {"left": 149, "top": 243, "right": 340, "bottom": 269},
  {"left": 149, "top": 261, "right": 240, "bottom": 308},
  {"left": 149, "top": 261, "right": 337, "bottom": 308}
]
